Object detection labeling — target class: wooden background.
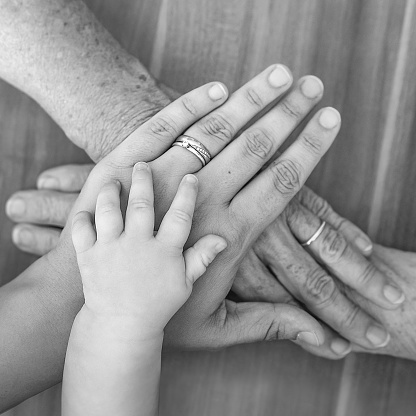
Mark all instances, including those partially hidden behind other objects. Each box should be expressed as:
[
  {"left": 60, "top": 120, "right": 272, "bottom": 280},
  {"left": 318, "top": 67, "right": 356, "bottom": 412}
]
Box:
[{"left": 2, "top": 0, "right": 416, "bottom": 414}]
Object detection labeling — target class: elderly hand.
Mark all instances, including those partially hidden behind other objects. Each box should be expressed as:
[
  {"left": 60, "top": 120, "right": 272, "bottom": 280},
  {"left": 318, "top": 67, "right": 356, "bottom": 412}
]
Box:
[
  {"left": 234, "top": 189, "right": 401, "bottom": 359},
  {"left": 348, "top": 245, "right": 416, "bottom": 361}
]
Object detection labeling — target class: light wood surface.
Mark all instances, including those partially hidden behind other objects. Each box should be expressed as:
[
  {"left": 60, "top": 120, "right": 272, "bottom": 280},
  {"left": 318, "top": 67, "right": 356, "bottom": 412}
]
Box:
[{"left": 2, "top": 0, "right": 416, "bottom": 415}]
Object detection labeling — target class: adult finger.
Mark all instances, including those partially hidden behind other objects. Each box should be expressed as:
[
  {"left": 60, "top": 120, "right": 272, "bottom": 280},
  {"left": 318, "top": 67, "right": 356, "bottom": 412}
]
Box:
[
  {"left": 111, "top": 82, "right": 229, "bottom": 167},
  {"left": 297, "top": 186, "right": 373, "bottom": 256},
  {"left": 199, "top": 76, "right": 324, "bottom": 201},
  {"left": 6, "top": 190, "right": 77, "bottom": 227},
  {"left": 70, "top": 82, "right": 229, "bottom": 230},
  {"left": 72, "top": 211, "right": 96, "bottom": 254},
  {"left": 37, "top": 164, "right": 94, "bottom": 192},
  {"left": 295, "top": 323, "right": 352, "bottom": 359},
  {"left": 11, "top": 224, "right": 61, "bottom": 256},
  {"left": 232, "top": 247, "right": 352, "bottom": 359},
  {"left": 95, "top": 181, "right": 123, "bottom": 243},
  {"left": 219, "top": 302, "right": 325, "bottom": 348},
  {"left": 254, "top": 220, "right": 391, "bottom": 349},
  {"left": 287, "top": 200, "right": 405, "bottom": 309},
  {"left": 166, "top": 64, "right": 293, "bottom": 171},
  {"left": 125, "top": 162, "right": 155, "bottom": 240},
  {"left": 166, "top": 298, "right": 325, "bottom": 349},
  {"left": 157, "top": 175, "right": 199, "bottom": 248},
  {"left": 231, "top": 107, "right": 340, "bottom": 231}
]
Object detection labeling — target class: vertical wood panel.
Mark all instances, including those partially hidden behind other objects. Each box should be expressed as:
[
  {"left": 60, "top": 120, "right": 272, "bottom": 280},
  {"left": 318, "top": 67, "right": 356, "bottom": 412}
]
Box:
[
  {"left": 3, "top": 0, "right": 416, "bottom": 415},
  {"left": 160, "top": 343, "right": 344, "bottom": 416},
  {"left": 371, "top": 0, "right": 416, "bottom": 251}
]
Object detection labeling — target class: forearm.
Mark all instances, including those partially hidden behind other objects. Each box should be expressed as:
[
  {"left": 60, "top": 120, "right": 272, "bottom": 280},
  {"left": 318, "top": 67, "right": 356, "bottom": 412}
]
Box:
[
  {"left": 0, "top": 0, "right": 170, "bottom": 161},
  {"left": 0, "top": 243, "right": 82, "bottom": 412},
  {"left": 62, "top": 308, "right": 162, "bottom": 416}
]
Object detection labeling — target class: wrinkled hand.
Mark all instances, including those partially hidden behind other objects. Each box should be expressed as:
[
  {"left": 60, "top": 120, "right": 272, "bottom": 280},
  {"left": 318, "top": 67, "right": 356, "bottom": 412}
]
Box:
[
  {"left": 348, "top": 245, "right": 416, "bottom": 361},
  {"left": 234, "top": 187, "right": 403, "bottom": 358}
]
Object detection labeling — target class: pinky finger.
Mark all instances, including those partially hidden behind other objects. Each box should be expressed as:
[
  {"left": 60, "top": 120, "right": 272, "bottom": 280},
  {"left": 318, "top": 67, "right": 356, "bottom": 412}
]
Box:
[
  {"left": 184, "top": 235, "right": 227, "bottom": 286},
  {"left": 72, "top": 211, "right": 96, "bottom": 254}
]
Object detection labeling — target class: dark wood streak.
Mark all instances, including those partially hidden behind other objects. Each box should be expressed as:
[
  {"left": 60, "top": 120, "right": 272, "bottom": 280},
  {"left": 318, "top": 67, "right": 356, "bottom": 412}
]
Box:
[{"left": 3, "top": 0, "right": 416, "bottom": 415}]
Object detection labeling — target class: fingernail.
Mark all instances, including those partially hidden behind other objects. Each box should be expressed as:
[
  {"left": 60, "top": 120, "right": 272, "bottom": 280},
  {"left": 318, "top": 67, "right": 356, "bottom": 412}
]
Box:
[
  {"left": 37, "top": 176, "right": 59, "bottom": 189},
  {"left": 6, "top": 198, "right": 26, "bottom": 217},
  {"left": 300, "top": 76, "right": 324, "bottom": 99},
  {"left": 318, "top": 108, "right": 341, "bottom": 129},
  {"left": 296, "top": 331, "right": 320, "bottom": 347},
  {"left": 208, "top": 83, "right": 227, "bottom": 101},
  {"left": 215, "top": 240, "right": 227, "bottom": 252},
  {"left": 135, "top": 162, "right": 149, "bottom": 171},
  {"left": 383, "top": 284, "right": 405, "bottom": 305},
  {"left": 355, "top": 236, "right": 373, "bottom": 254},
  {"left": 268, "top": 65, "right": 292, "bottom": 88},
  {"left": 366, "top": 325, "right": 390, "bottom": 348},
  {"left": 185, "top": 174, "right": 198, "bottom": 184},
  {"left": 330, "top": 338, "right": 352, "bottom": 356},
  {"left": 12, "top": 227, "right": 33, "bottom": 246}
]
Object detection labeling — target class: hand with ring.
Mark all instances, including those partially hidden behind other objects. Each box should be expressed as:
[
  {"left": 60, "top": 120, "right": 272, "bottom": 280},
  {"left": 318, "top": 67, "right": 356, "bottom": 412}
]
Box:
[
  {"left": 6, "top": 65, "right": 401, "bottom": 362},
  {"left": 50, "top": 66, "right": 340, "bottom": 353}
]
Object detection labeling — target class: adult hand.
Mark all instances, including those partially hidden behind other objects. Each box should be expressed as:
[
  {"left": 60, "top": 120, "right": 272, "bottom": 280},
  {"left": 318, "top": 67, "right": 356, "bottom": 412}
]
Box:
[
  {"left": 349, "top": 245, "right": 416, "bottom": 361},
  {"left": 50, "top": 65, "right": 343, "bottom": 351},
  {"left": 234, "top": 189, "right": 399, "bottom": 359}
]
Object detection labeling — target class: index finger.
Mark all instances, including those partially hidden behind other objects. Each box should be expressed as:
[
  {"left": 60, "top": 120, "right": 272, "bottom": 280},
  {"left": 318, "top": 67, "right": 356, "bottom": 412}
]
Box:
[{"left": 111, "top": 82, "right": 229, "bottom": 167}]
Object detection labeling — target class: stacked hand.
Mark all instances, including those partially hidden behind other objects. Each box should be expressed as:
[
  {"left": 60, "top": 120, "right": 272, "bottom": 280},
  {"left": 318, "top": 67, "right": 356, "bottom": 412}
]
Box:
[
  {"left": 72, "top": 166, "right": 226, "bottom": 335},
  {"left": 7, "top": 65, "right": 403, "bottom": 358}
]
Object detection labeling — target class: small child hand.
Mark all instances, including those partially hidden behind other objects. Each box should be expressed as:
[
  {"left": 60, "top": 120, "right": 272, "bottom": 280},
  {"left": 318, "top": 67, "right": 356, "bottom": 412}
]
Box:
[{"left": 71, "top": 162, "right": 227, "bottom": 335}]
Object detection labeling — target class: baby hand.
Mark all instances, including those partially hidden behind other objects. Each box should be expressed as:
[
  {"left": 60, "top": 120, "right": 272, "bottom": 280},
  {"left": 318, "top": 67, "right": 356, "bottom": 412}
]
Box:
[{"left": 71, "top": 162, "right": 226, "bottom": 335}]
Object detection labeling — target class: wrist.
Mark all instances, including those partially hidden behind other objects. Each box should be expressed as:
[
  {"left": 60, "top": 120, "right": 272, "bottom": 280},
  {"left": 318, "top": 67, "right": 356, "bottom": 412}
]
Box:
[
  {"left": 0, "top": 0, "right": 173, "bottom": 163},
  {"left": 81, "top": 77, "right": 172, "bottom": 162},
  {"left": 77, "top": 305, "right": 164, "bottom": 346}
]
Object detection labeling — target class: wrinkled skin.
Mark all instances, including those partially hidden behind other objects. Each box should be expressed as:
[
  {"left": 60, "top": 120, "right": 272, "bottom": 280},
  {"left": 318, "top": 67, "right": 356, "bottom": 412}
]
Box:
[{"left": 351, "top": 246, "right": 416, "bottom": 360}]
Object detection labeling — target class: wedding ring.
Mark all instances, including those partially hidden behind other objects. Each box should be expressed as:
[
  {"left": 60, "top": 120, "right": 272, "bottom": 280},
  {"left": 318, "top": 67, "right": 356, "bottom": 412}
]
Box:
[
  {"left": 301, "top": 221, "right": 326, "bottom": 247},
  {"left": 172, "top": 135, "right": 212, "bottom": 167}
]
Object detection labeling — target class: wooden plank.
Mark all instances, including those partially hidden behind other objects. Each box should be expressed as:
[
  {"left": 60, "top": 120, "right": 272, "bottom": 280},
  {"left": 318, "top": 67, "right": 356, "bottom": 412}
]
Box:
[
  {"left": 84, "top": 0, "right": 164, "bottom": 67},
  {"left": 2, "top": 0, "right": 416, "bottom": 415},
  {"left": 335, "top": 1, "right": 416, "bottom": 416},
  {"left": 160, "top": 343, "right": 344, "bottom": 416},
  {"left": 370, "top": 0, "right": 416, "bottom": 251}
]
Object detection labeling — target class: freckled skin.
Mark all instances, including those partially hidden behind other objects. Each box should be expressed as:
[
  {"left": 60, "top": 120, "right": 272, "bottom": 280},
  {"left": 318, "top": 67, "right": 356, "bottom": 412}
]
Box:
[{"left": 0, "top": 0, "right": 172, "bottom": 162}]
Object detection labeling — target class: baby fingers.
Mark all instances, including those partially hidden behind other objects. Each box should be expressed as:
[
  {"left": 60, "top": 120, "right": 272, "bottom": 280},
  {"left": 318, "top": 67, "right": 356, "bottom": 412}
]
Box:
[
  {"left": 156, "top": 174, "right": 199, "bottom": 248},
  {"left": 124, "top": 162, "right": 155, "bottom": 241}
]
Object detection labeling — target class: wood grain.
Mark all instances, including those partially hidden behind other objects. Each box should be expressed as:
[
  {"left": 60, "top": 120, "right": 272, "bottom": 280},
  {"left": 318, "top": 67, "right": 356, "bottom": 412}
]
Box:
[{"left": 3, "top": 0, "right": 416, "bottom": 415}]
